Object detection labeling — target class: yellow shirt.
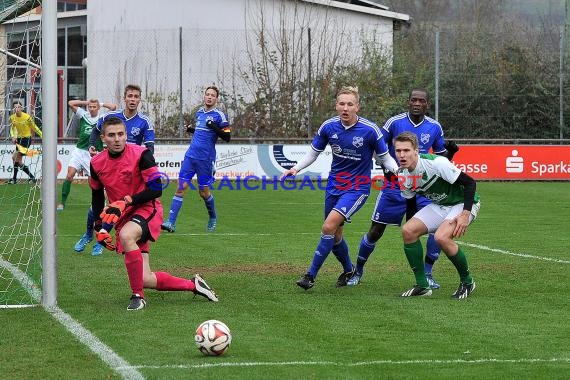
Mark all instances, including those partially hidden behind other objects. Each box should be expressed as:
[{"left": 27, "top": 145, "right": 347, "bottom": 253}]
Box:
[{"left": 10, "top": 112, "right": 42, "bottom": 138}]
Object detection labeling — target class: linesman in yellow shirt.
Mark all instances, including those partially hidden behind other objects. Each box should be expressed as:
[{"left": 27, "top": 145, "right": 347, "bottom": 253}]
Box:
[{"left": 8, "top": 101, "right": 42, "bottom": 184}]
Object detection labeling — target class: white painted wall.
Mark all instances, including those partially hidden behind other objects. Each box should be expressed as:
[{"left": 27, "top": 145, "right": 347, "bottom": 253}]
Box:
[{"left": 86, "top": 0, "right": 400, "bottom": 112}]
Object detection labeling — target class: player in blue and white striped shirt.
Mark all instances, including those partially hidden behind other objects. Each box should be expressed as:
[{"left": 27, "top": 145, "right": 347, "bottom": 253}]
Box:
[
  {"left": 280, "top": 86, "right": 398, "bottom": 290},
  {"left": 161, "top": 86, "right": 231, "bottom": 233}
]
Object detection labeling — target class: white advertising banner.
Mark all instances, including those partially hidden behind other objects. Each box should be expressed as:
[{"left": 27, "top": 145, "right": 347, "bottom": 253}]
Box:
[{"left": 0, "top": 143, "right": 386, "bottom": 180}]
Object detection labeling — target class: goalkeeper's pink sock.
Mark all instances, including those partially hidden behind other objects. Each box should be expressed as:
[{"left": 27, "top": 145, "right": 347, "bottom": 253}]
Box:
[
  {"left": 155, "top": 271, "right": 195, "bottom": 291},
  {"left": 124, "top": 249, "right": 144, "bottom": 297}
]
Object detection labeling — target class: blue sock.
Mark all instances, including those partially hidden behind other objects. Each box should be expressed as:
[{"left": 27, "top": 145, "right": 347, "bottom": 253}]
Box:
[
  {"left": 307, "top": 234, "right": 335, "bottom": 278},
  {"left": 331, "top": 238, "right": 353, "bottom": 273},
  {"left": 86, "top": 207, "right": 95, "bottom": 236},
  {"left": 204, "top": 195, "right": 216, "bottom": 219},
  {"left": 425, "top": 233, "right": 440, "bottom": 273},
  {"left": 356, "top": 234, "right": 376, "bottom": 274},
  {"left": 169, "top": 195, "right": 184, "bottom": 224}
]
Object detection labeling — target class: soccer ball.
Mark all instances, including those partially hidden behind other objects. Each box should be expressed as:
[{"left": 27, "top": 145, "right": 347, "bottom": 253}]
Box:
[{"left": 195, "top": 319, "right": 232, "bottom": 356}]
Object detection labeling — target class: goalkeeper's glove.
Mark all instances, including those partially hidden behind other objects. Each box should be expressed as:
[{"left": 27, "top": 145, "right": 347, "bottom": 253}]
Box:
[
  {"left": 186, "top": 125, "right": 195, "bottom": 133},
  {"left": 444, "top": 140, "right": 459, "bottom": 160},
  {"left": 94, "top": 220, "right": 116, "bottom": 251},
  {"left": 100, "top": 200, "right": 127, "bottom": 224}
]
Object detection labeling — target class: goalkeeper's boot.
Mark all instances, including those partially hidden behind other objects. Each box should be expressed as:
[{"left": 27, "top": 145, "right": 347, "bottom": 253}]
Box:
[
  {"left": 91, "top": 243, "right": 104, "bottom": 256},
  {"left": 161, "top": 220, "right": 176, "bottom": 233},
  {"left": 127, "top": 294, "right": 146, "bottom": 311},
  {"left": 347, "top": 270, "right": 363, "bottom": 286},
  {"left": 426, "top": 273, "right": 440, "bottom": 289},
  {"left": 451, "top": 281, "right": 476, "bottom": 300},
  {"left": 74, "top": 233, "right": 93, "bottom": 252},
  {"left": 7, "top": 179, "right": 16, "bottom": 184},
  {"left": 207, "top": 218, "right": 217, "bottom": 232},
  {"left": 192, "top": 274, "right": 219, "bottom": 302},
  {"left": 335, "top": 267, "right": 355, "bottom": 287},
  {"left": 401, "top": 285, "right": 432, "bottom": 297},
  {"left": 28, "top": 177, "right": 37, "bottom": 184},
  {"left": 296, "top": 273, "right": 315, "bottom": 290}
]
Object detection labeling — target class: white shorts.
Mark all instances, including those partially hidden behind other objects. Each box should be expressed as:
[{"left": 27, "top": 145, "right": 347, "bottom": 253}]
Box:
[
  {"left": 68, "top": 147, "right": 91, "bottom": 176},
  {"left": 413, "top": 201, "right": 481, "bottom": 233}
]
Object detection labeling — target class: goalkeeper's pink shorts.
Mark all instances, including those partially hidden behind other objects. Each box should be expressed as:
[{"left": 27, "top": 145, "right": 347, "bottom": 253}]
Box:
[{"left": 115, "top": 202, "right": 163, "bottom": 254}]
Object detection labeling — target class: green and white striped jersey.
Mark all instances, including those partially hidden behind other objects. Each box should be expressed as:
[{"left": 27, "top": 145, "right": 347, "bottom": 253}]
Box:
[{"left": 399, "top": 153, "right": 480, "bottom": 206}]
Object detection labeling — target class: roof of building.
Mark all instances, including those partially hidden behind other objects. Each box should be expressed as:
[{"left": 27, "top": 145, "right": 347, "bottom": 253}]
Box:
[{"left": 301, "top": 0, "right": 410, "bottom": 21}]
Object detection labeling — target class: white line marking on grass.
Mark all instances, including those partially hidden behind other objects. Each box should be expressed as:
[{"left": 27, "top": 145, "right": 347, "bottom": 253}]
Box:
[
  {"left": 458, "top": 241, "right": 570, "bottom": 264},
  {"left": 0, "top": 258, "right": 144, "bottom": 380},
  {"left": 126, "top": 357, "right": 570, "bottom": 370}
]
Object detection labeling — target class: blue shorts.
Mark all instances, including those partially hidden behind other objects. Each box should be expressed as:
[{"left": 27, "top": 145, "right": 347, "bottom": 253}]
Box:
[
  {"left": 179, "top": 157, "right": 214, "bottom": 190},
  {"left": 370, "top": 187, "right": 432, "bottom": 226},
  {"left": 325, "top": 191, "right": 369, "bottom": 223}
]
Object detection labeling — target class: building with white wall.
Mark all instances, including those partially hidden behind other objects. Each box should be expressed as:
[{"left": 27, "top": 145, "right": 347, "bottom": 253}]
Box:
[{"left": 86, "top": 0, "right": 410, "bottom": 114}]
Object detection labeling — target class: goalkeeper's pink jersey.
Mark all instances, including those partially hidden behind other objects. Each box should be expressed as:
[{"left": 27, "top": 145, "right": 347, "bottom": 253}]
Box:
[{"left": 90, "top": 144, "right": 163, "bottom": 234}]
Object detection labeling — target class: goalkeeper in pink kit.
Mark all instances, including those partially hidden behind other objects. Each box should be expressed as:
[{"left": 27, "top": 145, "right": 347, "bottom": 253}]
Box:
[{"left": 90, "top": 116, "right": 218, "bottom": 310}]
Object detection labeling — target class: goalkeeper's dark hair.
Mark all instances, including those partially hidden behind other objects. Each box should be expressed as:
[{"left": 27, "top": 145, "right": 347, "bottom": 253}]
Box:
[
  {"left": 205, "top": 85, "right": 219, "bottom": 97},
  {"left": 101, "top": 116, "right": 125, "bottom": 134},
  {"left": 124, "top": 84, "right": 142, "bottom": 96}
]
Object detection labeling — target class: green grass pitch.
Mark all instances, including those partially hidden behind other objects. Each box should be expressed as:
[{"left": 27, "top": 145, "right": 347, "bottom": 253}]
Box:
[{"left": 1, "top": 181, "right": 569, "bottom": 379}]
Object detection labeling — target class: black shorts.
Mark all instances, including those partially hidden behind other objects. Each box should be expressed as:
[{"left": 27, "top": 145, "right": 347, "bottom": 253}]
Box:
[
  {"left": 15, "top": 137, "right": 31, "bottom": 155},
  {"left": 131, "top": 214, "right": 151, "bottom": 244}
]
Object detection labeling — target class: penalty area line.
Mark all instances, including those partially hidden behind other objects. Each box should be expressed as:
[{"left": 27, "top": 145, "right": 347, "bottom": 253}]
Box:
[
  {"left": 0, "top": 258, "right": 144, "bottom": 380},
  {"left": 126, "top": 357, "right": 570, "bottom": 370},
  {"left": 458, "top": 241, "right": 570, "bottom": 264}
]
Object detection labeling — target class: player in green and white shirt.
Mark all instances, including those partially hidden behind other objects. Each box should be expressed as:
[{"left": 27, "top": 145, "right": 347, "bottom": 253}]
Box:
[
  {"left": 59, "top": 99, "right": 117, "bottom": 210},
  {"left": 394, "top": 131, "right": 480, "bottom": 299},
  {"left": 59, "top": 99, "right": 117, "bottom": 256}
]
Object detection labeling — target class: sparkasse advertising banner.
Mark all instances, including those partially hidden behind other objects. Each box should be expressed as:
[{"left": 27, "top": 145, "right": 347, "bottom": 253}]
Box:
[
  {"left": 0, "top": 144, "right": 569, "bottom": 181},
  {"left": 449, "top": 145, "right": 570, "bottom": 180}
]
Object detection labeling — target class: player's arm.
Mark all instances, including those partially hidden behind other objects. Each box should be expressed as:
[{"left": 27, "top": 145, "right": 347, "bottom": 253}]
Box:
[
  {"left": 124, "top": 150, "right": 162, "bottom": 206},
  {"left": 453, "top": 171, "right": 476, "bottom": 212},
  {"left": 143, "top": 120, "right": 155, "bottom": 154},
  {"left": 102, "top": 102, "right": 117, "bottom": 111},
  {"left": 376, "top": 151, "right": 398, "bottom": 173},
  {"left": 68, "top": 99, "right": 87, "bottom": 113},
  {"left": 451, "top": 171, "right": 476, "bottom": 237},
  {"left": 440, "top": 140, "right": 459, "bottom": 160},
  {"left": 206, "top": 120, "right": 231, "bottom": 142},
  {"left": 30, "top": 117, "right": 42, "bottom": 139},
  {"left": 88, "top": 122, "right": 102, "bottom": 154},
  {"left": 143, "top": 141, "right": 155, "bottom": 154},
  {"left": 9, "top": 118, "right": 17, "bottom": 143},
  {"left": 280, "top": 147, "right": 320, "bottom": 179},
  {"left": 89, "top": 164, "right": 106, "bottom": 219}
]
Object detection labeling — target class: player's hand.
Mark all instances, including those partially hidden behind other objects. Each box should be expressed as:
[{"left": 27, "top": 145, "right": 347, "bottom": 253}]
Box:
[
  {"left": 206, "top": 120, "right": 217, "bottom": 129},
  {"left": 279, "top": 168, "right": 298, "bottom": 181},
  {"left": 96, "top": 228, "right": 116, "bottom": 251},
  {"left": 88, "top": 146, "right": 98, "bottom": 157},
  {"left": 93, "top": 220, "right": 116, "bottom": 251},
  {"left": 383, "top": 170, "right": 398, "bottom": 182},
  {"left": 444, "top": 140, "right": 459, "bottom": 160},
  {"left": 100, "top": 200, "right": 127, "bottom": 224},
  {"left": 12, "top": 138, "right": 17, "bottom": 144},
  {"left": 451, "top": 210, "right": 470, "bottom": 238},
  {"left": 186, "top": 125, "right": 196, "bottom": 133}
]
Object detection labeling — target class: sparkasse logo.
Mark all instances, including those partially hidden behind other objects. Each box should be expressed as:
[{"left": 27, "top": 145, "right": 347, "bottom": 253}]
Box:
[{"left": 505, "top": 150, "right": 524, "bottom": 173}]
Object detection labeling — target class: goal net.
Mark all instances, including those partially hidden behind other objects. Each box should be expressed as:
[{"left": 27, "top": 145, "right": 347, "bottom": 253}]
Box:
[{"left": 0, "top": 0, "right": 43, "bottom": 308}]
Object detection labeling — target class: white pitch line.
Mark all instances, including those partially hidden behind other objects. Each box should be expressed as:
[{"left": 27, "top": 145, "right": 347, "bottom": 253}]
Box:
[
  {"left": 457, "top": 241, "right": 570, "bottom": 264},
  {"left": 125, "top": 357, "right": 570, "bottom": 370},
  {"left": 0, "top": 258, "right": 144, "bottom": 380}
]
